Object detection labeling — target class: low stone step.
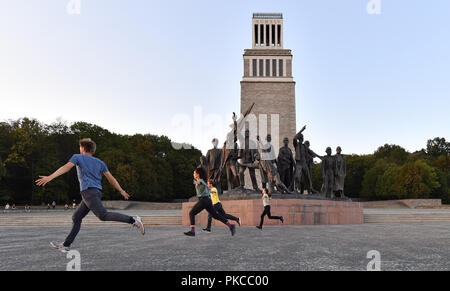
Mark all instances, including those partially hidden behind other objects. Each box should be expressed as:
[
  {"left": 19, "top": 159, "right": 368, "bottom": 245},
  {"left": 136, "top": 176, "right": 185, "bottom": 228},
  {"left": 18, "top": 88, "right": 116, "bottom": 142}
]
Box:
[
  {"left": 364, "top": 213, "right": 450, "bottom": 223},
  {"left": 0, "top": 216, "right": 182, "bottom": 227}
]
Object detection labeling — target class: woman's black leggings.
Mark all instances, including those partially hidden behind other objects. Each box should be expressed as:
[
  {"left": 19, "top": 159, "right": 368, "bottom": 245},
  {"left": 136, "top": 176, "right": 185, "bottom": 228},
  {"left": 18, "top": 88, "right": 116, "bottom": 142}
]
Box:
[
  {"left": 189, "top": 197, "right": 229, "bottom": 226},
  {"left": 207, "top": 202, "right": 239, "bottom": 229},
  {"left": 259, "top": 205, "right": 282, "bottom": 227}
]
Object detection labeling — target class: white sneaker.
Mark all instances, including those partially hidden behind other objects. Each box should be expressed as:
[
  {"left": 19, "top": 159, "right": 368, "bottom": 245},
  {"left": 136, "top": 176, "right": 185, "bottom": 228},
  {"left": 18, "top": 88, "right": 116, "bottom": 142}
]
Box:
[
  {"left": 50, "top": 241, "right": 69, "bottom": 253},
  {"left": 133, "top": 216, "right": 145, "bottom": 235}
]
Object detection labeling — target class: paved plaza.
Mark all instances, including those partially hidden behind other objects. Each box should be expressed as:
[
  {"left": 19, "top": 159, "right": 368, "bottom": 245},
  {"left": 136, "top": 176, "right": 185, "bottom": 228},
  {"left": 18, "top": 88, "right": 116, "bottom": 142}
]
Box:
[{"left": 1, "top": 223, "right": 449, "bottom": 271}]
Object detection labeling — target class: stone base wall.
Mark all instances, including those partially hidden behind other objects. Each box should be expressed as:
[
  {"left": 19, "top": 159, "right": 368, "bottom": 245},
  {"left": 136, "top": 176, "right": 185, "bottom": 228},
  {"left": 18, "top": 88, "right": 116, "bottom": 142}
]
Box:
[{"left": 182, "top": 199, "right": 363, "bottom": 227}]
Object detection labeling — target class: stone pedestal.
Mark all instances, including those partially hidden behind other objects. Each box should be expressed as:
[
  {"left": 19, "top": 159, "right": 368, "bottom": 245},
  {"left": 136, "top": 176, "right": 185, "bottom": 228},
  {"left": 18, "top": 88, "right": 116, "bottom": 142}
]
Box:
[{"left": 182, "top": 198, "right": 363, "bottom": 227}]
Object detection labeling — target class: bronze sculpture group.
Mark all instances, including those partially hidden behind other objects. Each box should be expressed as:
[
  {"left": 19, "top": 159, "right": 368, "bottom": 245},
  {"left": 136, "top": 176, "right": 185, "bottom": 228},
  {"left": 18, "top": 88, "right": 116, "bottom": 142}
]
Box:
[{"left": 200, "top": 105, "right": 347, "bottom": 199}]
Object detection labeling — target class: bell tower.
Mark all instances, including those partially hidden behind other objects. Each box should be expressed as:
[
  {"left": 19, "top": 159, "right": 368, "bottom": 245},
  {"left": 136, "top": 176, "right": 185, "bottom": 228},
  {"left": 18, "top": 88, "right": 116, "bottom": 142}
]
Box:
[
  {"left": 241, "top": 13, "right": 296, "bottom": 153},
  {"left": 252, "top": 12, "right": 284, "bottom": 49}
]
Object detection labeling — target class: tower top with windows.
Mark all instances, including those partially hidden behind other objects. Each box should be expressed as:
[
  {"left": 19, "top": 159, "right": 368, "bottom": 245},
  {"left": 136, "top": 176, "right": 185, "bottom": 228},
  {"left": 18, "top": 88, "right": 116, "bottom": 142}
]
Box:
[{"left": 252, "top": 13, "right": 283, "bottom": 49}]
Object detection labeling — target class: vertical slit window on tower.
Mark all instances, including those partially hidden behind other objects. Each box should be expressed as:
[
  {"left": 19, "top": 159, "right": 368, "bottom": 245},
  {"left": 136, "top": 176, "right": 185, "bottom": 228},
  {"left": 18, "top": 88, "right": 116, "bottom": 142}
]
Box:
[
  {"left": 271, "top": 25, "right": 275, "bottom": 46},
  {"left": 252, "top": 59, "right": 257, "bottom": 77},
  {"left": 279, "top": 59, "right": 284, "bottom": 76},
  {"left": 260, "top": 24, "right": 264, "bottom": 46},
  {"left": 273, "top": 59, "right": 277, "bottom": 76},
  {"left": 255, "top": 24, "right": 259, "bottom": 46},
  {"left": 259, "top": 59, "right": 264, "bottom": 77},
  {"left": 277, "top": 25, "right": 281, "bottom": 46},
  {"left": 266, "top": 59, "right": 270, "bottom": 77},
  {"left": 266, "top": 25, "right": 270, "bottom": 47}
]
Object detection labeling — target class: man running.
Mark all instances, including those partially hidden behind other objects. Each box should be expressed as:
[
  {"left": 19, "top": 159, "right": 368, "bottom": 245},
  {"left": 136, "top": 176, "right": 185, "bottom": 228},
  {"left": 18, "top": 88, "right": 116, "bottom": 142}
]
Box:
[
  {"left": 203, "top": 180, "right": 241, "bottom": 232},
  {"left": 36, "top": 138, "right": 145, "bottom": 251}
]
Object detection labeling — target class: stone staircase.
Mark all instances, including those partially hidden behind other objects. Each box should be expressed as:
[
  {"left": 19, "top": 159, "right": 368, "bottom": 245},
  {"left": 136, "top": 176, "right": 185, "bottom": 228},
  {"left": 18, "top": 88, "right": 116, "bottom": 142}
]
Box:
[
  {"left": 4, "top": 211, "right": 450, "bottom": 226},
  {"left": 0, "top": 215, "right": 182, "bottom": 227},
  {"left": 364, "top": 212, "right": 450, "bottom": 223},
  {"left": 362, "top": 199, "right": 442, "bottom": 209}
]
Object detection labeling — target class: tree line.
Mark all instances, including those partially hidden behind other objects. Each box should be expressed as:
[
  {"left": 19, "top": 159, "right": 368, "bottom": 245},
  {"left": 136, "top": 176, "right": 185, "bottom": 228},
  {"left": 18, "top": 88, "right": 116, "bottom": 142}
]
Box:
[
  {"left": 0, "top": 118, "right": 448, "bottom": 204},
  {"left": 311, "top": 139, "right": 449, "bottom": 203},
  {"left": 0, "top": 118, "right": 201, "bottom": 205}
]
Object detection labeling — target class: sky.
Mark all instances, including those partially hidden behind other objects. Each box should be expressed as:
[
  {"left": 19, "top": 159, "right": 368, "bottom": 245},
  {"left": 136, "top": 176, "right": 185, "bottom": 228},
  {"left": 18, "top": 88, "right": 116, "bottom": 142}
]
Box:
[{"left": 0, "top": 0, "right": 449, "bottom": 156}]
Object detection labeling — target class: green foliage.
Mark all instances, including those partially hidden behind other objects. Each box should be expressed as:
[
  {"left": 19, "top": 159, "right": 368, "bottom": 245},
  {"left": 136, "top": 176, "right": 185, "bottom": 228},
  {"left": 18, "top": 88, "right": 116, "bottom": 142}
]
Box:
[
  {"left": 0, "top": 188, "right": 13, "bottom": 203},
  {"left": 374, "top": 144, "right": 409, "bottom": 165},
  {"left": 355, "top": 139, "right": 449, "bottom": 202},
  {"left": 344, "top": 155, "right": 376, "bottom": 198},
  {"left": 431, "top": 168, "right": 450, "bottom": 204},
  {"left": 0, "top": 118, "right": 201, "bottom": 204},
  {"left": 374, "top": 164, "right": 401, "bottom": 199},
  {"left": 392, "top": 160, "right": 441, "bottom": 199},
  {"left": 0, "top": 157, "right": 5, "bottom": 181},
  {"left": 0, "top": 118, "right": 447, "bottom": 204},
  {"left": 312, "top": 162, "right": 322, "bottom": 192},
  {"left": 426, "top": 137, "right": 450, "bottom": 158},
  {"left": 361, "top": 159, "right": 394, "bottom": 199},
  {"left": 361, "top": 155, "right": 445, "bottom": 201}
]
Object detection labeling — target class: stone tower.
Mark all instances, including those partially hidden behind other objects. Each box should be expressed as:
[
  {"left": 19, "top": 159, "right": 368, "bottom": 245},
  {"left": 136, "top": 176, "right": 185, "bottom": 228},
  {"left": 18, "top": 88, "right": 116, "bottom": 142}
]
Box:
[{"left": 241, "top": 13, "right": 296, "bottom": 154}]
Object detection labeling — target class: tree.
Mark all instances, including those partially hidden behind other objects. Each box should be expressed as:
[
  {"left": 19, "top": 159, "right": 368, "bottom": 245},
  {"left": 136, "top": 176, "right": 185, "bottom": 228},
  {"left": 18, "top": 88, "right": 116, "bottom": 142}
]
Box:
[
  {"left": 431, "top": 168, "right": 450, "bottom": 204},
  {"left": 4, "top": 118, "right": 48, "bottom": 204},
  {"left": 392, "top": 160, "right": 441, "bottom": 199},
  {"left": 374, "top": 144, "right": 408, "bottom": 165},
  {"left": 426, "top": 137, "right": 450, "bottom": 158},
  {"left": 0, "top": 157, "right": 5, "bottom": 181},
  {"left": 374, "top": 164, "right": 401, "bottom": 199},
  {"left": 361, "top": 159, "right": 393, "bottom": 200},
  {"left": 0, "top": 118, "right": 202, "bottom": 204},
  {"left": 344, "top": 155, "right": 376, "bottom": 198}
]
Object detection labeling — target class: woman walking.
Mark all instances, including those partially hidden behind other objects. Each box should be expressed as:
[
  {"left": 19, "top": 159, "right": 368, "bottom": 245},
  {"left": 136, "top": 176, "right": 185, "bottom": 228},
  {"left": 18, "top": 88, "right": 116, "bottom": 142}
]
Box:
[
  {"left": 256, "top": 188, "right": 284, "bottom": 230},
  {"left": 184, "top": 167, "right": 236, "bottom": 237}
]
